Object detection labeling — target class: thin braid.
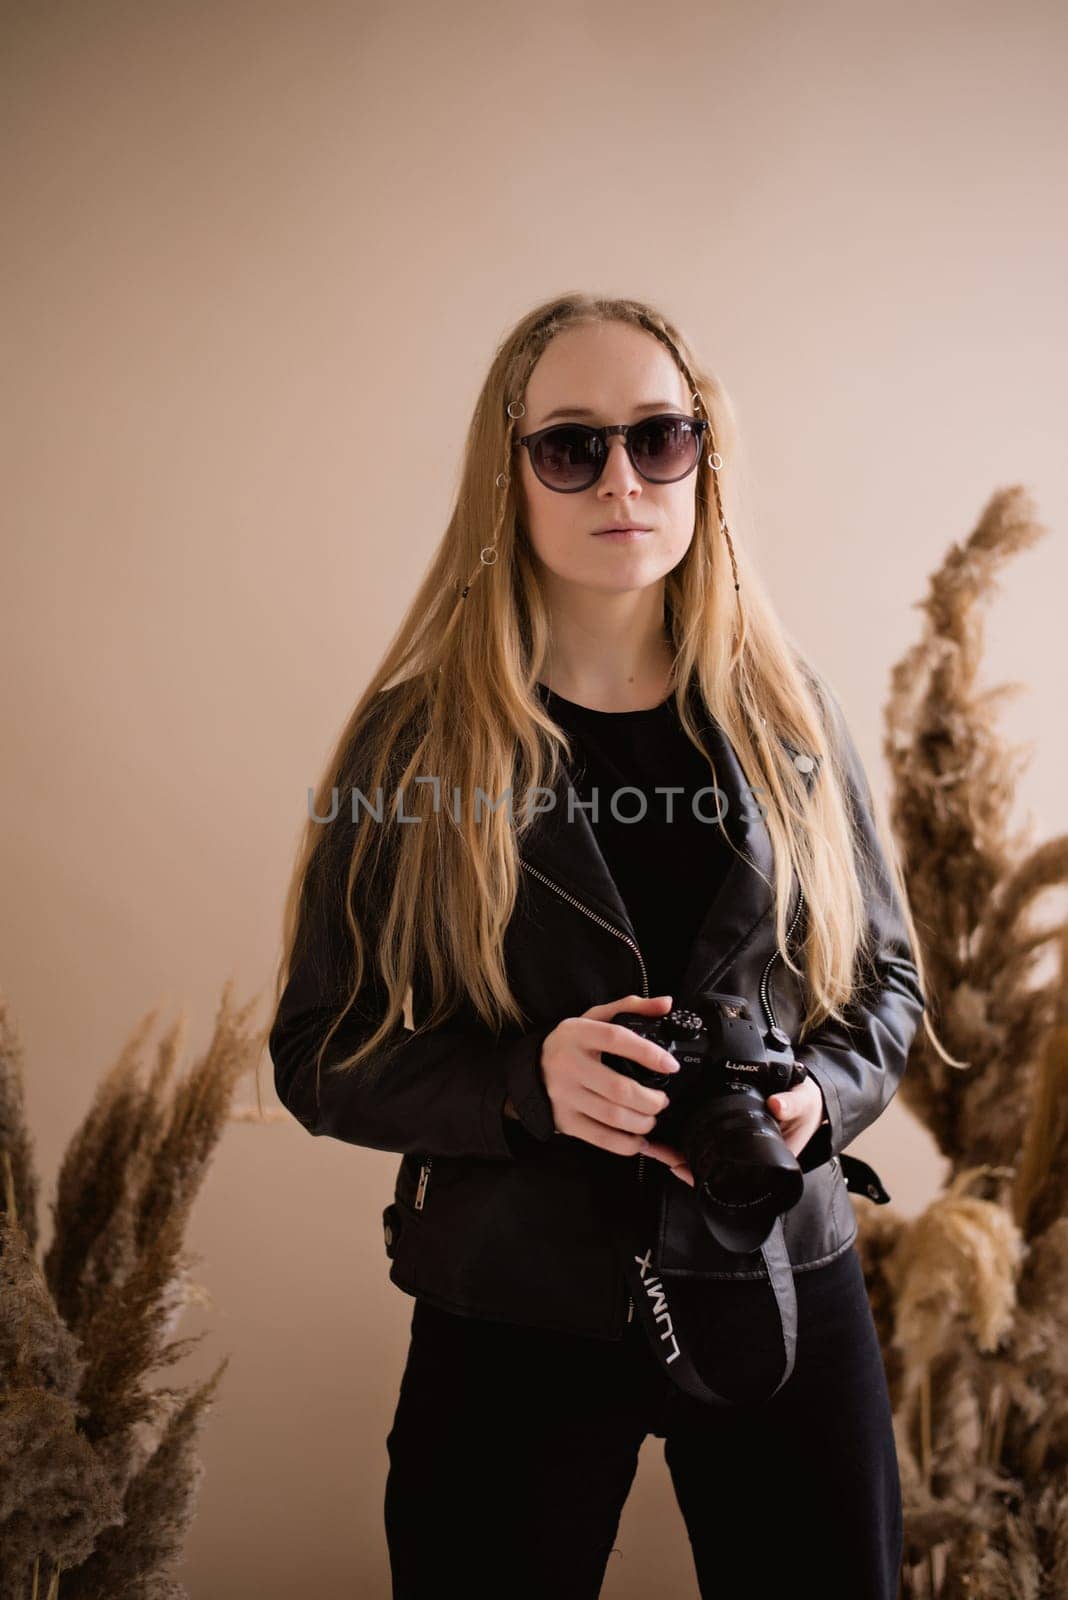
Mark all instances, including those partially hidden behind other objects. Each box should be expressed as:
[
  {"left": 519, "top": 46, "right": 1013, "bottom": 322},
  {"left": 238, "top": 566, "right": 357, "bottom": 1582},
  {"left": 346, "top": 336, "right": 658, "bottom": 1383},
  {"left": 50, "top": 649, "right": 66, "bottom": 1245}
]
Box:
[
  {"left": 631, "top": 310, "right": 742, "bottom": 599},
  {"left": 457, "top": 327, "right": 556, "bottom": 602}
]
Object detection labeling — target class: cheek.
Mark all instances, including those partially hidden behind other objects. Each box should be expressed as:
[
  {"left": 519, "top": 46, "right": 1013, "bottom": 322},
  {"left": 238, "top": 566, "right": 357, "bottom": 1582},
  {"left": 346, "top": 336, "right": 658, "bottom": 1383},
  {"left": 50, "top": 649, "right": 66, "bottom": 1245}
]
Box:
[
  {"left": 522, "top": 493, "right": 585, "bottom": 570},
  {"left": 665, "top": 480, "right": 699, "bottom": 533},
  {"left": 655, "top": 487, "right": 698, "bottom": 562},
  {"left": 524, "top": 508, "right": 575, "bottom": 572}
]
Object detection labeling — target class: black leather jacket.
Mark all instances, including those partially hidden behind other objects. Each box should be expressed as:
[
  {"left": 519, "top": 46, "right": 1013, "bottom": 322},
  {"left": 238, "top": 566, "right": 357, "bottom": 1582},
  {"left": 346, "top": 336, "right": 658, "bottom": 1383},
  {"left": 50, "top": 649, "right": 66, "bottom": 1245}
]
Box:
[{"left": 269, "top": 681, "right": 926, "bottom": 1340}]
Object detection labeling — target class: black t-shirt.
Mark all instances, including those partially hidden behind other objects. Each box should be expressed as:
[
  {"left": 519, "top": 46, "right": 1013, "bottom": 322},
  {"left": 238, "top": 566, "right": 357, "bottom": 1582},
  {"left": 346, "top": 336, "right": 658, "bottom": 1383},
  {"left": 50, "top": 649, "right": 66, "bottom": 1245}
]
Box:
[{"left": 535, "top": 681, "right": 733, "bottom": 1000}]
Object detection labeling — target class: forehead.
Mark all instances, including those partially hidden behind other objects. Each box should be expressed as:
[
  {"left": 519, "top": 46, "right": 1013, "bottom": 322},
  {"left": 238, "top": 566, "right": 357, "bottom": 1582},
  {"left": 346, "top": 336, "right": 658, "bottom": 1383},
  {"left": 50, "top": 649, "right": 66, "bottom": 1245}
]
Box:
[{"left": 524, "top": 321, "right": 690, "bottom": 428}]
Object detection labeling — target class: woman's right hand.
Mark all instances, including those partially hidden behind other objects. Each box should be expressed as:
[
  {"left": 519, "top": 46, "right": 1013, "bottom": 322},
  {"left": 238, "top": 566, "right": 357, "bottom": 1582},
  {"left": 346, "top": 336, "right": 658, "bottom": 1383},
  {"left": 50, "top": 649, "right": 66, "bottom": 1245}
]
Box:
[{"left": 538, "top": 994, "right": 680, "bottom": 1156}]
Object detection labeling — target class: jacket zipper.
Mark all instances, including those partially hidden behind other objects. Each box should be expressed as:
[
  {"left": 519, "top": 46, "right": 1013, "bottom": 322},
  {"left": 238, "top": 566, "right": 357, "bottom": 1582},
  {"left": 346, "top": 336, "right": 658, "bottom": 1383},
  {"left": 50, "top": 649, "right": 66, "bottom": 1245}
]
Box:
[
  {"left": 758, "top": 881, "right": 806, "bottom": 1030},
  {"left": 520, "top": 859, "right": 649, "bottom": 1327},
  {"left": 415, "top": 1159, "right": 432, "bottom": 1209},
  {"left": 413, "top": 866, "right": 653, "bottom": 1227}
]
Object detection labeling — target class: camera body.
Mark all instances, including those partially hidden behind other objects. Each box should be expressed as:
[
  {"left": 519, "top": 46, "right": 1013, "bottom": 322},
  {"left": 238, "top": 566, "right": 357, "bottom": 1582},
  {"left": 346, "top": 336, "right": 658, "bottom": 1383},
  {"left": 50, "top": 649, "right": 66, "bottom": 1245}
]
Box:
[{"left": 601, "top": 991, "right": 812, "bottom": 1251}]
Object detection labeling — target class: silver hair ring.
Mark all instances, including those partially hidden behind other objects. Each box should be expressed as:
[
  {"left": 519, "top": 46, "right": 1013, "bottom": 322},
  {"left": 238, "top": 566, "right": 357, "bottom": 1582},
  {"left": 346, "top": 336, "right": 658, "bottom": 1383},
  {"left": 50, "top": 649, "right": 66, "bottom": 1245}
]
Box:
[
  {"left": 507, "top": 400, "right": 526, "bottom": 418},
  {"left": 495, "top": 472, "right": 508, "bottom": 489},
  {"left": 708, "top": 451, "right": 723, "bottom": 470},
  {"left": 480, "top": 547, "right": 499, "bottom": 565}
]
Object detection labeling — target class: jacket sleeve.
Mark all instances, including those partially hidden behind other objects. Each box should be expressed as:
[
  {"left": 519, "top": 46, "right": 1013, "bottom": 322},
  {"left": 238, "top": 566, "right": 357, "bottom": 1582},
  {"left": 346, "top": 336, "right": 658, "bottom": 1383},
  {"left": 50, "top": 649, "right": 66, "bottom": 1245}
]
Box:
[
  {"left": 268, "top": 822, "right": 559, "bottom": 1161},
  {"left": 794, "top": 692, "right": 927, "bottom": 1174}
]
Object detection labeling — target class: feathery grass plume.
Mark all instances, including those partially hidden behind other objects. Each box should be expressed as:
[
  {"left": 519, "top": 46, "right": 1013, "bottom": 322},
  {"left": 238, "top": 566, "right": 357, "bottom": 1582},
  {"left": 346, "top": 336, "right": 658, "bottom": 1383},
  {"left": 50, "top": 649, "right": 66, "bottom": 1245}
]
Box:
[
  {"left": 985, "top": 961, "right": 1068, "bottom": 1499},
  {"left": 71, "top": 983, "right": 262, "bottom": 1494},
  {"left": 72, "top": 1204, "right": 209, "bottom": 1498},
  {"left": 1013, "top": 921, "right": 1068, "bottom": 1240},
  {"left": 57, "top": 1358, "right": 230, "bottom": 1600},
  {"left": 884, "top": 485, "right": 1066, "bottom": 1176},
  {"left": 884, "top": 1168, "right": 1026, "bottom": 1595},
  {"left": 0, "top": 1156, "right": 86, "bottom": 1407},
  {"left": 889, "top": 1169, "right": 1025, "bottom": 1380},
  {"left": 85, "top": 1012, "right": 191, "bottom": 1318},
  {"left": 0, "top": 993, "right": 41, "bottom": 1258},
  {"left": 928, "top": 1346, "right": 983, "bottom": 1496},
  {"left": 131, "top": 983, "right": 262, "bottom": 1260},
  {"left": 0, "top": 1198, "right": 124, "bottom": 1597},
  {"left": 1, "top": 979, "right": 264, "bottom": 1597},
  {"left": 938, "top": 1466, "right": 1068, "bottom": 1600},
  {"left": 42, "top": 1007, "right": 162, "bottom": 1340},
  {"left": 1009, "top": 1217, "right": 1068, "bottom": 1482},
  {"left": 842, "top": 485, "right": 1068, "bottom": 1592}
]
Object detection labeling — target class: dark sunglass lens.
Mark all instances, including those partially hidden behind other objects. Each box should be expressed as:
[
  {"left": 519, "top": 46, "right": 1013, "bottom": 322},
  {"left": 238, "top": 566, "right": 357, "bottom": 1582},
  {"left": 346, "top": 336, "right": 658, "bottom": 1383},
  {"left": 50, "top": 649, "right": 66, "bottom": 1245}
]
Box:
[
  {"left": 532, "top": 426, "right": 601, "bottom": 489},
  {"left": 631, "top": 417, "right": 699, "bottom": 480}
]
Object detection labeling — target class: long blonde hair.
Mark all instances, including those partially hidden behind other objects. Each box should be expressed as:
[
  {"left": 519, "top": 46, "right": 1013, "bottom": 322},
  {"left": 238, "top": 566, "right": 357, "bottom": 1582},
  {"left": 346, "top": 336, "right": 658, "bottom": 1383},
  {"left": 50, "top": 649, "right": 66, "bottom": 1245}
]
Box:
[{"left": 272, "top": 291, "right": 944, "bottom": 1095}]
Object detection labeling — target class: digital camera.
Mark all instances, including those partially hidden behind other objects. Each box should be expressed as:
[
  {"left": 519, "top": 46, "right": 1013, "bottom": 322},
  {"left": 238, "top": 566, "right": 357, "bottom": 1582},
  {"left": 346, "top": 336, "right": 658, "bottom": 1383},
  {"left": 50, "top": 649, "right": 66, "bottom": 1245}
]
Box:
[{"left": 600, "top": 991, "right": 812, "bottom": 1251}]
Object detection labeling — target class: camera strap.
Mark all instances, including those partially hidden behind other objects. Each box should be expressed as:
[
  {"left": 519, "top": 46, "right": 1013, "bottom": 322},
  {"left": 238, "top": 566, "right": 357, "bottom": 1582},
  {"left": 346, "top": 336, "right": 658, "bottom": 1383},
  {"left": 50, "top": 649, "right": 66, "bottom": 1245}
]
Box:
[{"left": 606, "top": 1189, "right": 798, "bottom": 1409}]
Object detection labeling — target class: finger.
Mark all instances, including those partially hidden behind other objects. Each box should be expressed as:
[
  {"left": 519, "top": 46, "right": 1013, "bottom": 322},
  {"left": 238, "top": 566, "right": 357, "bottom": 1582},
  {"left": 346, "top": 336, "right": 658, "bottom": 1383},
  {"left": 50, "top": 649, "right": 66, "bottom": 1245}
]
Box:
[
  {"left": 586, "top": 1070, "right": 672, "bottom": 1122},
  {"left": 583, "top": 1017, "right": 681, "bottom": 1081},
  {"left": 577, "top": 1015, "right": 678, "bottom": 1076},
  {"left": 566, "top": 1107, "right": 648, "bottom": 1158},
  {"left": 639, "top": 1138, "right": 683, "bottom": 1166},
  {"left": 584, "top": 994, "right": 673, "bottom": 1022},
  {"left": 640, "top": 1140, "right": 696, "bottom": 1187},
  {"left": 575, "top": 1028, "right": 678, "bottom": 1117},
  {"left": 573, "top": 1083, "right": 662, "bottom": 1137},
  {"left": 591, "top": 1077, "right": 673, "bottom": 1127}
]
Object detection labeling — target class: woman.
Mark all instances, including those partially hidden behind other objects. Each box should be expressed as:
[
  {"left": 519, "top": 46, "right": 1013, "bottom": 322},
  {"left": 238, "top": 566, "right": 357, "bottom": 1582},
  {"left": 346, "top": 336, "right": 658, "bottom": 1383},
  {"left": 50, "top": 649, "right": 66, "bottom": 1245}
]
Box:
[{"left": 268, "top": 293, "right": 937, "bottom": 1599}]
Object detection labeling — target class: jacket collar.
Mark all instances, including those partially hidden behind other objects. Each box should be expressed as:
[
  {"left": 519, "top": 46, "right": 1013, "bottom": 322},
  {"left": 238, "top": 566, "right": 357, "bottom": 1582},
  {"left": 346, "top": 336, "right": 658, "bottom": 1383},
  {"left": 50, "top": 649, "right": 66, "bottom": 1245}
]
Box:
[{"left": 518, "top": 685, "right": 820, "bottom": 997}]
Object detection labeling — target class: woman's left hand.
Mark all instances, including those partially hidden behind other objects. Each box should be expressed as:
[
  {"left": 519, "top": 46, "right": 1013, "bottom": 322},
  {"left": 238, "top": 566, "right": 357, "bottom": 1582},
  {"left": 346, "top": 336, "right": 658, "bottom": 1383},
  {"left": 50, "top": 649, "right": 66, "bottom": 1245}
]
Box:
[
  {"left": 766, "top": 1074, "right": 827, "bottom": 1158},
  {"left": 637, "top": 1138, "right": 695, "bottom": 1185},
  {"left": 638, "top": 1073, "right": 827, "bottom": 1182}
]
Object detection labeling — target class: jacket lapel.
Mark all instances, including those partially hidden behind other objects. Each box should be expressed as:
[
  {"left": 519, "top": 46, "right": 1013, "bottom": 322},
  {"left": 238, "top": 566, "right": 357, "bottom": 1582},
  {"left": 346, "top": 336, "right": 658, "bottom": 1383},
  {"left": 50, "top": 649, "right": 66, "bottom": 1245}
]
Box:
[{"left": 518, "top": 687, "right": 820, "bottom": 997}]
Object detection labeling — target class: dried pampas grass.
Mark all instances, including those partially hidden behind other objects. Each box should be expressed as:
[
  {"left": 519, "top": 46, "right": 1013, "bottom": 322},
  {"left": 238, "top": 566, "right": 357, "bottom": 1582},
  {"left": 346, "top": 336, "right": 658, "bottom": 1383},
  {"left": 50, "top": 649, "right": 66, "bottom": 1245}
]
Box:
[
  {"left": 853, "top": 486, "right": 1068, "bottom": 1595},
  {"left": 0, "top": 979, "right": 265, "bottom": 1600}
]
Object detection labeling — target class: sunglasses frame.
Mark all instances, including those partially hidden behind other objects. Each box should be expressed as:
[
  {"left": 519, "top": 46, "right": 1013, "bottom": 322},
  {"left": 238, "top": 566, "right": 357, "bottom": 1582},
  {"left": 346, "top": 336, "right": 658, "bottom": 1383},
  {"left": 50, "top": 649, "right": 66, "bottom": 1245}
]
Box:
[{"left": 513, "top": 412, "right": 711, "bottom": 493}]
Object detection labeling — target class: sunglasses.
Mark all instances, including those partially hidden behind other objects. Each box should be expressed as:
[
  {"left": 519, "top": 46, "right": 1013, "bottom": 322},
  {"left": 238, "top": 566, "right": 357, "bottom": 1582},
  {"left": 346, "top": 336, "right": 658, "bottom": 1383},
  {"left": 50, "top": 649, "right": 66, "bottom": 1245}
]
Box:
[{"left": 513, "top": 413, "right": 711, "bottom": 493}]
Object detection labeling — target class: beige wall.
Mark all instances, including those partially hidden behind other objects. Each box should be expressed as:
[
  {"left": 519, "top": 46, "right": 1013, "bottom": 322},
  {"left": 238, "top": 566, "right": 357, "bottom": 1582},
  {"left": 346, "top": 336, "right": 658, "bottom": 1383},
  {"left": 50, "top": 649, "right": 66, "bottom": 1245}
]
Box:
[{"left": 4, "top": 1, "right": 1066, "bottom": 1593}]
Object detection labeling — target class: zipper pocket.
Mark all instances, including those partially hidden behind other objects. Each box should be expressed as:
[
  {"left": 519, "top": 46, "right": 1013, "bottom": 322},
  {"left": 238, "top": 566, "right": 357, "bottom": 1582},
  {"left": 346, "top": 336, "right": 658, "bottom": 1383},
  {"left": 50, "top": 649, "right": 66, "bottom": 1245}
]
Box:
[
  {"left": 414, "top": 1156, "right": 433, "bottom": 1210},
  {"left": 520, "top": 858, "right": 650, "bottom": 1326}
]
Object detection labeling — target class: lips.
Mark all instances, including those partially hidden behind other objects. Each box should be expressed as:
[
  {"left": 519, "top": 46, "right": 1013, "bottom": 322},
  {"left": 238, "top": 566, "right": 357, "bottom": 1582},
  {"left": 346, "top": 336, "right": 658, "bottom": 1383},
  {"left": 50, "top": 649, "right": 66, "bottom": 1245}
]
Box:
[{"left": 592, "top": 525, "right": 652, "bottom": 535}]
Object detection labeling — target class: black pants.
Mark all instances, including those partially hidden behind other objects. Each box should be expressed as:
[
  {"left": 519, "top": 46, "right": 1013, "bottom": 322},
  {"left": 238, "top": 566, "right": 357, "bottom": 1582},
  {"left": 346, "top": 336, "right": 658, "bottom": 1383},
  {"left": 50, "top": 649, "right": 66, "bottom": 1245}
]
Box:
[{"left": 384, "top": 1242, "right": 902, "bottom": 1599}]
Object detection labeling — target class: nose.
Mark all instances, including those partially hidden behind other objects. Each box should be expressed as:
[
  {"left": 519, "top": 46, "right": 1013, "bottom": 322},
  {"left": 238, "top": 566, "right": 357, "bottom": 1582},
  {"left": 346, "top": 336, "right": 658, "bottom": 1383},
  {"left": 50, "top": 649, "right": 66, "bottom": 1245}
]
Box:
[{"left": 596, "top": 435, "right": 643, "bottom": 497}]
